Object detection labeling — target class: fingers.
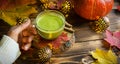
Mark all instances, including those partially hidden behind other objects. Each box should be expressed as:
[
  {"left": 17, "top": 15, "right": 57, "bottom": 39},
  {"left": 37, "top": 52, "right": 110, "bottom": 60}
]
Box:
[
  {"left": 7, "top": 18, "right": 36, "bottom": 51},
  {"left": 22, "top": 42, "right": 32, "bottom": 51},
  {"left": 29, "top": 25, "right": 37, "bottom": 35},
  {"left": 22, "top": 25, "right": 37, "bottom": 36},
  {"left": 16, "top": 19, "right": 37, "bottom": 51},
  {"left": 22, "top": 30, "right": 31, "bottom": 36},
  {"left": 15, "top": 19, "right": 31, "bottom": 34},
  {"left": 20, "top": 26, "right": 36, "bottom": 51},
  {"left": 21, "top": 36, "right": 34, "bottom": 51},
  {"left": 22, "top": 36, "right": 34, "bottom": 43},
  {"left": 7, "top": 19, "right": 31, "bottom": 42}
]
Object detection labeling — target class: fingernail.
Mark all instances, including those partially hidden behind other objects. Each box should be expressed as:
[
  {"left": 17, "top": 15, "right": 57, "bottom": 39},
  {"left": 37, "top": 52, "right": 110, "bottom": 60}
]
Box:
[
  {"left": 24, "top": 18, "right": 29, "bottom": 21},
  {"left": 24, "top": 18, "right": 30, "bottom": 23},
  {"left": 22, "top": 46, "right": 28, "bottom": 51},
  {"left": 23, "top": 43, "right": 31, "bottom": 51},
  {"left": 23, "top": 19, "right": 31, "bottom": 25}
]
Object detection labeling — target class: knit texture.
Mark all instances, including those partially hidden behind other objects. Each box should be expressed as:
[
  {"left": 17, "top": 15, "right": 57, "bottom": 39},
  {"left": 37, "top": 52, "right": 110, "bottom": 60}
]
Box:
[{"left": 0, "top": 35, "right": 21, "bottom": 64}]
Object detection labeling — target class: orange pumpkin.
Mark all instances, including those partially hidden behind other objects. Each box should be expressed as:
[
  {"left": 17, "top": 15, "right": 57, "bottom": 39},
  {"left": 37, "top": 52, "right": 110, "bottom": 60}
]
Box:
[{"left": 73, "top": 0, "right": 114, "bottom": 20}]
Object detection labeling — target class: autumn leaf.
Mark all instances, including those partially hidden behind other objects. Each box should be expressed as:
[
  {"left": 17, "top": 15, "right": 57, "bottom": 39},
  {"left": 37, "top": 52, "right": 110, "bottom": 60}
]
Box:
[
  {"left": 0, "top": 6, "right": 38, "bottom": 26},
  {"left": 0, "top": 11, "right": 16, "bottom": 26},
  {"left": 104, "top": 30, "right": 120, "bottom": 49},
  {"left": 51, "top": 32, "right": 69, "bottom": 49},
  {"left": 0, "top": 0, "right": 38, "bottom": 26},
  {"left": 91, "top": 48, "right": 118, "bottom": 64},
  {"left": 0, "top": 0, "right": 36, "bottom": 10}
]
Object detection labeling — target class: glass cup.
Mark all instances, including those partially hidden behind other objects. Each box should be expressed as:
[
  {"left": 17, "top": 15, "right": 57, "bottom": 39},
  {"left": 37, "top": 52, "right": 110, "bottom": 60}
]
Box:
[{"left": 34, "top": 10, "right": 65, "bottom": 40}]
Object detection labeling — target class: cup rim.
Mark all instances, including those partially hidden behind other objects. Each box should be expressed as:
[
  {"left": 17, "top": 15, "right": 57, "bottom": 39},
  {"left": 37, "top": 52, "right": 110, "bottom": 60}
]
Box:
[{"left": 35, "top": 10, "right": 65, "bottom": 33}]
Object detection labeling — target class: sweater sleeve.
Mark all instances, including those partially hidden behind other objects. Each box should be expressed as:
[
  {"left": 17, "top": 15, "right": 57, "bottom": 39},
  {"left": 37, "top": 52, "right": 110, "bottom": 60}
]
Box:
[{"left": 0, "top": 35, "right": 21, "bottom": 64}]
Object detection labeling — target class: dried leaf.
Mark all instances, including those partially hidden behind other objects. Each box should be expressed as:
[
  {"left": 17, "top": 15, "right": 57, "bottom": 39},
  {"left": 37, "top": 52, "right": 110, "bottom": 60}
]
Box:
[
  {"left": 113, "top": 31, "right": 120, "bottom": 40},
  {"left": 0, "top": 6, "right": 38, "bottom": 26},
  {"left": 0, "top": 11, "right": 17, "bottom": 26},
  {"left": 104, "top": 30, "right": 120, "bottom": 49},
  {"left": 0, "top": 0, "right": 36, "bottom": 10},
  {"left": 52, "top": 32, "right": 69, "bottom": 49},
  {"left": 91, "top": 48, "right": 118, "bottom": 64}
]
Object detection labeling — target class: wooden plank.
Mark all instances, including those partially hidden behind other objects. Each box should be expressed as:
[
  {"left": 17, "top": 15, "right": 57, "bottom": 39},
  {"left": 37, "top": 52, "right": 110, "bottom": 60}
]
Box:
[
  {"left": 107, "top": 10, "right": 120, "bottom": 31},
  {"left": 74, "top": 23, "right": 103, "bottom": 42},
  {"left": 51, "top": 40, "right": 104, "bottom": 64}
]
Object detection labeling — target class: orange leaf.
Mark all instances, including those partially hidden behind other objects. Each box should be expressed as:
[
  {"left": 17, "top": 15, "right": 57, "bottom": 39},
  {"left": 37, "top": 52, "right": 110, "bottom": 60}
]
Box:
[{"left": 0, "top": 0, "right": 36, "bottom": 10}]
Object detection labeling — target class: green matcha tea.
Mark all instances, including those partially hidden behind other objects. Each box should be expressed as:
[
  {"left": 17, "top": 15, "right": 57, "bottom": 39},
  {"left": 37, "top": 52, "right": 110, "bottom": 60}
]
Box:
[{"left": 35, "top": 10, "right": 65, "bottom": 40}]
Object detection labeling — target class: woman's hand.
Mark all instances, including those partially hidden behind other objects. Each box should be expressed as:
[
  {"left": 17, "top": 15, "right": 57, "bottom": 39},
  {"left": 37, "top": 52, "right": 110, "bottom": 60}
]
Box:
[{"left": 7, "top": 19, "right": 37, "bottom": 51}]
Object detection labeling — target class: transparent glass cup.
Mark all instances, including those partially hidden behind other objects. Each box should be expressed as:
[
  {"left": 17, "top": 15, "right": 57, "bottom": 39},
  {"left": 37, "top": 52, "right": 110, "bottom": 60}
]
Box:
[{"left": 34, "top": 10, "right": 65, "bottom": 40}]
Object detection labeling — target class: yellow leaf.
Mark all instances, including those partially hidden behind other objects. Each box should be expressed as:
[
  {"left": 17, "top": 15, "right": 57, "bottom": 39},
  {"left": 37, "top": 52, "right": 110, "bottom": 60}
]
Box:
[
  {"left": 91, "top": 48, "right": 118, "bottom": 64},
  {"left": 0, "top": 11, "right": 17, "bottom": 26},
  {"left": 107, "top": 49, "right": 118, "bottom": 63},
  {"left": 0, "top": 6, "right": 38, "bottom": 26}
]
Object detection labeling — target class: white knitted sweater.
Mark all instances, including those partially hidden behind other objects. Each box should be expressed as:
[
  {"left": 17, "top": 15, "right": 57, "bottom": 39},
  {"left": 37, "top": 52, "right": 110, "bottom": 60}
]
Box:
[{"left": 0, "top": 35, "right": 21, "bottom": 64}]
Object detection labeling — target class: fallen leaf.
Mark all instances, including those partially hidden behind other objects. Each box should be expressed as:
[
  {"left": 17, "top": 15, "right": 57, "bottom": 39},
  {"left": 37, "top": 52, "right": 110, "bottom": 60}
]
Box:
[
  {"left": 0, "top": 0, "right": 38, "bottom": 26},
  {"left": 104, "top": 30, "right": 120, "bottom": 49},
  {"left": 0, "top": 0, "right": 36, "bottom": 10},
  {"left": 52, "top": 32, "right": 69, "bottom": 49},
  {"left": 91, "top": 48, "right": 118, "bottom": 64},
  {"left": 0, "top": 6, "right": 38, "bottom": 26}
]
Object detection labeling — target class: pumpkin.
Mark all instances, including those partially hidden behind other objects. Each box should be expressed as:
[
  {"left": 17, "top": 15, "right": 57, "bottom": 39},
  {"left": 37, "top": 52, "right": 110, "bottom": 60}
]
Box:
[{"left": 73, "top": 0, "right": 114, "bottom": 20}]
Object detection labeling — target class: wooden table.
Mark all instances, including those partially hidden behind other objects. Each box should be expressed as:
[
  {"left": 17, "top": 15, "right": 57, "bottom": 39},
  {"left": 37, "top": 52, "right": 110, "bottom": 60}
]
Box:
[
  {"left": 50, "top": 8, "right": 120, "bottom": 64},
  {"left": 0, "top": 1, "right": 120, "bottom": 64}
]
